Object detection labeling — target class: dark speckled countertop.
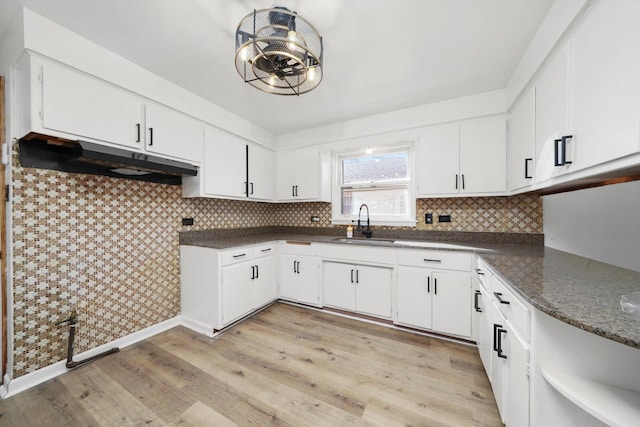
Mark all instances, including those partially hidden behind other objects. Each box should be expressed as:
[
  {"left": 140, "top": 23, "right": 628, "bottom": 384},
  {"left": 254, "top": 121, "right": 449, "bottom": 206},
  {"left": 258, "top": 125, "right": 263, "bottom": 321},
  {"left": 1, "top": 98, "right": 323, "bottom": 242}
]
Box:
[{"left": 179, "top": 227, "right": 640, "bottom": 350}]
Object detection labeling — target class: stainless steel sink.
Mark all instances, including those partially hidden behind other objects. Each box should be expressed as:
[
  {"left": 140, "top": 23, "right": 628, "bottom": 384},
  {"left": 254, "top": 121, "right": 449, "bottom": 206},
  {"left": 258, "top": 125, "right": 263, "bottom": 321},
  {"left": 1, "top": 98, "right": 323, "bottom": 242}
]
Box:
[{"left": 331, "top": 238, "right": 395, "bottom": 246}]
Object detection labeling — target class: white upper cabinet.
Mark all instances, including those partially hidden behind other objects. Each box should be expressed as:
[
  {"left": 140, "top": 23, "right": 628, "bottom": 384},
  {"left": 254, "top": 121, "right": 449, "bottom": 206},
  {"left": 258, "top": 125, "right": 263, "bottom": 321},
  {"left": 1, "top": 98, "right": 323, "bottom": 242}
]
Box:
[
  {"left": 507, "top": 88, "right": 535, "bottom": 192},
  {"left": 417, "top": 116, "right": 506, "bottom": 196},
  {"left": 568, "top": 0, "right": 640, "bottom": 170},
  {"left": 276, "top": 147, "right": 328, "bottom": 201},
  {"left": 144, "top": 102, "right": 204, "bottom": 164},
  {"left": 184, "top": 127, "right": 275, "bottom": 201},
  {"left": 15, "top": 55, "right": 203, "bottom": 164},
  {"left": 40, "top": 60, "right": 143, "bottom": 150}
]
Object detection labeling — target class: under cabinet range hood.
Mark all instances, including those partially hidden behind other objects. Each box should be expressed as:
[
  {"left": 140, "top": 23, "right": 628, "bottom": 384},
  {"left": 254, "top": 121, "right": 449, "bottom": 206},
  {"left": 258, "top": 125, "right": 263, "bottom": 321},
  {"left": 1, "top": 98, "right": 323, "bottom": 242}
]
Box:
[{"left": 18, "top": 134, "right": 198, "bottom": 185}]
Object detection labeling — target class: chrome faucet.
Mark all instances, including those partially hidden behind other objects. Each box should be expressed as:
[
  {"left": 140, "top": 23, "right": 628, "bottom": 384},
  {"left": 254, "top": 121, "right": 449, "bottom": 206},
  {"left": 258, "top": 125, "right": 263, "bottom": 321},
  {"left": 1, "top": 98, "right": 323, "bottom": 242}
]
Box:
[{"left": 356, "top": 203, "right": 373, "bottom": 238}]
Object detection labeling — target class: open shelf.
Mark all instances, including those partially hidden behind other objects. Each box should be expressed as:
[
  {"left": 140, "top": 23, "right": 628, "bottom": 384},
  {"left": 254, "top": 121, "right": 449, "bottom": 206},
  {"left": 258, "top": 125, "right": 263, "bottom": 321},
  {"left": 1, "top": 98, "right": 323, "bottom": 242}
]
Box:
[{"left": 542, "top": 368, "right": 640, "bottom": 427}]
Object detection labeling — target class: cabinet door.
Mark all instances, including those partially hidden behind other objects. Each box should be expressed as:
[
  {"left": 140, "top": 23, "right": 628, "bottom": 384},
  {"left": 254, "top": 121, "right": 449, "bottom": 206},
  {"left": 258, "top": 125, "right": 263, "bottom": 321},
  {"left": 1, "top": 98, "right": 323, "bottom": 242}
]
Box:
[
  {"left": 355, "top": 265, "right": 392, "bottom": 319},
  {"left": 278, "top": 253, "right": 299, "bottom": 301},
  {"left": 396, "top": 266, "right": 432, "bottom": 329},
  {"left": 323, "top": 262, "right": 355, "bottom": 311},
  {"left": 431, "top": 271, "right": 471, "bottom": 337},
  {"left": 293, "top": 147, "right": 321, "bottom": 200},
  {"left": 42, "top": 61, "right": 143, "bottom": 149},
  {"left": 459, "top": 116, "right": 507, "bottom": 194},
  {"left": 145, "top": 103, "right": 203, "bottom": 163},
  {"left": 535, "top": 43, "right": 571, "bottom": 183},
  {"left": 569, "top": 0, "right": 640, "bottom": 170},
  {"left": 296, "top": 256, "right": 320, "bottom": 306},
  {"left": 248, "top": 142, "right": 274, "bottom": 200},
  {"left": 221, "top": 262, "right": 254, "bottom": 326},
  {"left": 508, "top": 89, "right": 536, "bottom": 191},
  {"left": 253, "top": 256, "right": 276, "bottom": 309},
  {"left": 505, "top": 322, "right": 530, "bottom": 427},
  {"left": 490, "top": 301, "right": 507, "bottom": 422},
  {"left": 276, "top": 150, "right": 297, "bottom": 200},
  {"left": 203, "top": 127, "right": 247, "bottom": 198},
  {"left": 416, "top": 123, "right": 460, "bottom": 195},
  {"left": 477, "top": 285, "right": 493, "bottom": 377}
]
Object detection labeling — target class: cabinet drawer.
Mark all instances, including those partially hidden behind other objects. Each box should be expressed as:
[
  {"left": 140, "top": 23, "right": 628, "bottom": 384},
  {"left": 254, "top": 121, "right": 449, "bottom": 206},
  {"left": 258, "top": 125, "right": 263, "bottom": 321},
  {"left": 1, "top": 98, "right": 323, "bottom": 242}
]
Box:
[
  {"left": 475, "top": 258, "right": 493, "bottom": 290},
  {"left": 279, "top": 241, "right": 320, "bottom": 256},
  {"left": 253, "top": 243, "right": 276, "bottom": 259},
  {"left": 492, "top": 277, "right": 530, "bottom": 342},
  {"left": 397, "top": 249, "right": 471, "bottom": 271},
  {"left": 221, "top": 248, "right": 252, "bottom": 266}
]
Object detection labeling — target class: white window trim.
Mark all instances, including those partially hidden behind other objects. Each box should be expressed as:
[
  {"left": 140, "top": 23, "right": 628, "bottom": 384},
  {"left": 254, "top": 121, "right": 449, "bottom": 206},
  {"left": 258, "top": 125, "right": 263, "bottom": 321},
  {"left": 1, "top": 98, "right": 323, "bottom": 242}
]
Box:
[{"left": 331, "top": 144, "right": 417, "bottom": 227}]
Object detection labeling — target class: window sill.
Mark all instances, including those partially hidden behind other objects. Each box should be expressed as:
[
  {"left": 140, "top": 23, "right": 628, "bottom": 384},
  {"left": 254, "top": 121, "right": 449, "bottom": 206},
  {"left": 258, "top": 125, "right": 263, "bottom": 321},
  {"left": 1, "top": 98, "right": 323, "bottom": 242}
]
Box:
[{"left": 331, "top": 219, "right": 417, "bottom": 227}]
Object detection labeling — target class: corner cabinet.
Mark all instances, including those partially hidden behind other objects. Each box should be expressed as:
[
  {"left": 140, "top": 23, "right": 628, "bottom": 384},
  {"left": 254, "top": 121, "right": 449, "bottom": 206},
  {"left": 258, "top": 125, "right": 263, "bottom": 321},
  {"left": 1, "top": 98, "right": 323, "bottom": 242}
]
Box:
[
  {"left": 179, "top": 242, "right": 277, "bottom": 334},
  {"left": 507, "top": 88, "right": 535, "bottom": 192},
  {"left": 183, "top": 126, "right": 274, "bottom": 200},
  {"left": 14, "top": 54, "right": 203, "bottom": 164},
  {"left": 416, "top": 116, "right": 507, "bottom": 197}
]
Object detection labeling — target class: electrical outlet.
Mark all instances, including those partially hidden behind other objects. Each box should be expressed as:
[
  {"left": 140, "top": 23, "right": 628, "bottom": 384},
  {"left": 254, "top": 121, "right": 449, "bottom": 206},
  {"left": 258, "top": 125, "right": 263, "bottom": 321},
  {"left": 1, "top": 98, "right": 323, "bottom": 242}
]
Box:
[
  {"left": 310, "top": 216, "right": 320, "bottom": 222},
  {"left": 425, "top": 213, "right": 433, "bottom": 224},
  {"left": 438, "top": 215, "right": 451, "bottom": 223}
]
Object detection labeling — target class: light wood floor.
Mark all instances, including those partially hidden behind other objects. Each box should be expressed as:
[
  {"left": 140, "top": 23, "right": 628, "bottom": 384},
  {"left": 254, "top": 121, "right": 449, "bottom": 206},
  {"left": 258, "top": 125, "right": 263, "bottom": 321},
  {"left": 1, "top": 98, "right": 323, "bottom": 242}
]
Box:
[{"left": 0, "top": 303, "right": 503, "bottom": 426}]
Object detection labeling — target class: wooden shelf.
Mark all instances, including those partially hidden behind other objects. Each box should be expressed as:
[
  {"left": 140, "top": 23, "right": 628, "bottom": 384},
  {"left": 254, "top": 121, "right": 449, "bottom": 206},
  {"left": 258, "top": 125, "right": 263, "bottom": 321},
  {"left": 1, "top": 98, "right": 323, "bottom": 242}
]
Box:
[{"left": 542, "top": 368, "right": 640, "bottom": 427}]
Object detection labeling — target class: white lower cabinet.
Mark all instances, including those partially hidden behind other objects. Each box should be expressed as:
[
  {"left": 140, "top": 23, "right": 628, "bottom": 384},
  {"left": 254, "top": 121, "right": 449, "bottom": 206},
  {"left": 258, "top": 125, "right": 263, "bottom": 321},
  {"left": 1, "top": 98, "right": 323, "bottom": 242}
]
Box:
[
  {"left": 278, "top": 242, "right": 321, "bottom": 306},
  {"left": 180, "top": 243, "right": 277, "bottom": 333},
  {"left": 396, "top": 250, "right": 472, "bottom": 338},
  {"left": 323, "top": 261, "right": 392, "bottom": 319}
]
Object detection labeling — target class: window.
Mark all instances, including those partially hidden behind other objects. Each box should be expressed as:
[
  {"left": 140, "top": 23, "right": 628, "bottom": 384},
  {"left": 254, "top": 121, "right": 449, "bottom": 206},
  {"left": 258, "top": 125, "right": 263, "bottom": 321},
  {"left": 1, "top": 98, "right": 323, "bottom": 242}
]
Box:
[{"left": 333, "top": 146, "right": 416, "bottom": 226}]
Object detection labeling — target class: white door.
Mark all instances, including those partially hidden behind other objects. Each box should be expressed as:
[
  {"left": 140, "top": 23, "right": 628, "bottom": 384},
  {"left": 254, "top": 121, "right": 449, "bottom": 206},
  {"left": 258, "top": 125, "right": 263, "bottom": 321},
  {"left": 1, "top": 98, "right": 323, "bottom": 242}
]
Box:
[
  {"left": 396, "top": 266, "right": 432, "bottom": 329},
  {"left": 507, "top": 89, "right": 536, "bottom": 191},
  {"left": 253, "top": 255, "right": 276, "bottom": 309},
  {"left": 459, "top": 116, "right": 507, "bottom": 194},
  {"left": 477, "top": 285, "right": 493, "bottom": 377},
  {"left": 323, "top": 262, "right": 355, "bottom": 311},
  {"left": 535, "top": 42, "right": 571, "bottom": 183},
  {"left": 431, "top": 271, "right": 471, "bottom": 337},
  {"left": 293, "top": 147, "right": 321, "bottom": 199},
  {"left": 203, "top": 127, "right": 247, "bottom": 198},
  {"left": 416, "top": 123, "right": 460, "bottom": 196},
  {"left": 248, "top": 142, "right": 274, "bottom": 200},
  {"left": 145, "top": 103, "right": 203, "bottom": 163},
  {"left": 278, "top": 253, "right": 299, "bottom": 301},
  {"left": 221, "top": 262, "right": 253, "bottom": 326},
  {"left": 490, "top": 301, "right": 508, "bottom": 422},
  {"left": 505, "top": 321, "right": 530, "bottom": 427},
  {"left": 569, "top": 0, "right": 640, "bottom": 171},
  {"left": 42, "top": 61, "right": 143, "bottom": 149},
  {"left": 296, "top": 256, "right": 320, "bottom": 306},
  {"left": 355, "top": 265, "right": 392, "bottom": 319},
  {"left": 275, "top": 150, "right": 297, "bottom": 200}
]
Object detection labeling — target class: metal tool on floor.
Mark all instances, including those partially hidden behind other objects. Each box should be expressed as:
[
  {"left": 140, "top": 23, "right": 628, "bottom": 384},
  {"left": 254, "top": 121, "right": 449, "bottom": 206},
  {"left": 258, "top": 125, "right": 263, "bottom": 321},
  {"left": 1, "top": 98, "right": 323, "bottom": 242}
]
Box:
[{"left": 56, "top": 310, "right": 120, "bottom": 369}]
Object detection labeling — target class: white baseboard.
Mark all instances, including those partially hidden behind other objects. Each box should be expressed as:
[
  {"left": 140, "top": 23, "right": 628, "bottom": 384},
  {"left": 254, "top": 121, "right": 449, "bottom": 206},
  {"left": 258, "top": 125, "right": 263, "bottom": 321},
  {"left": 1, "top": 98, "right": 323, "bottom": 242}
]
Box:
[
  {"left": 180, "top": 316, "right": 215, "bottom": 337},
  {"left": 2, "top": 316, "right": 182, "bottom": 399}
]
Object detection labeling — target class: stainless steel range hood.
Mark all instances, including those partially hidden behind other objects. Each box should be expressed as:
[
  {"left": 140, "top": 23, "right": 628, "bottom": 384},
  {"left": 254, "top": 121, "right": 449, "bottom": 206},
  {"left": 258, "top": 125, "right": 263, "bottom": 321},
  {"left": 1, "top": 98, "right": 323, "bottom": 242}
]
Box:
[{"left": 18, "top": 134, "right": 198, "bottom": 185}]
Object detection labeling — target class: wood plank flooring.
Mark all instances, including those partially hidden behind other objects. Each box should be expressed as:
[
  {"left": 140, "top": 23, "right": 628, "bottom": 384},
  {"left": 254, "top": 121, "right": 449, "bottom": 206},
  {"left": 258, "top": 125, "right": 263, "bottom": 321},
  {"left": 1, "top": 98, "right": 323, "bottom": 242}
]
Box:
[{"left": 0, "top": 303, "right": 503, "bottom": 426}]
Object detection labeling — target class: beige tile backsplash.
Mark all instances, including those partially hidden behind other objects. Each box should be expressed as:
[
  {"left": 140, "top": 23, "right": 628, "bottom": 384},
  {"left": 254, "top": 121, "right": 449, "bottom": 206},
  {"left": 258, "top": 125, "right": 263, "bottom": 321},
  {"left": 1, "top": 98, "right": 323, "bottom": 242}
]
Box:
[{"left": 10, "top": 151, "right": 541, "bottom": 377}]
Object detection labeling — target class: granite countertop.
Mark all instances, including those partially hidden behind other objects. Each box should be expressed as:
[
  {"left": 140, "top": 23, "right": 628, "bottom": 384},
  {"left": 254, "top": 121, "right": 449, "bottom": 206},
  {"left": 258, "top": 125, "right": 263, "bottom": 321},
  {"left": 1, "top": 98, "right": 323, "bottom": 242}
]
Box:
[{"left": 179, "top": 227, "right": 640, "bottom": 350}]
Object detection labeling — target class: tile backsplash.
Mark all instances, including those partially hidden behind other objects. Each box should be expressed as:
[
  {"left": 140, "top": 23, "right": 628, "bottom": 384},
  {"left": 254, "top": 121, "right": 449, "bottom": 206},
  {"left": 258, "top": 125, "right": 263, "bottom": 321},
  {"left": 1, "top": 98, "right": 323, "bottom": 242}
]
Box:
[{"left": 11, "top": 152, "right": 541, "bottom": 377}]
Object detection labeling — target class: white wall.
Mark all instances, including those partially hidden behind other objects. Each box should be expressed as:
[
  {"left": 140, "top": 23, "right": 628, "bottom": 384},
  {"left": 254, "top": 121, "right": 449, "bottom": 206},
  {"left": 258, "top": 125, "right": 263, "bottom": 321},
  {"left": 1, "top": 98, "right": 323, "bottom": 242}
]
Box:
[{"left": 543, "top": 180, "right": 640, "bottom": 272}]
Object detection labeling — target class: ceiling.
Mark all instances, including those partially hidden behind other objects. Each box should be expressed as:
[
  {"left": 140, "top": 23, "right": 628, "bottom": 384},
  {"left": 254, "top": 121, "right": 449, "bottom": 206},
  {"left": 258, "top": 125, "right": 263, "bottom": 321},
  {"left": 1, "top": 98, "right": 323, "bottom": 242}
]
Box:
[{"left": 0, "top": 0, "right": 554, "bottom": 136}]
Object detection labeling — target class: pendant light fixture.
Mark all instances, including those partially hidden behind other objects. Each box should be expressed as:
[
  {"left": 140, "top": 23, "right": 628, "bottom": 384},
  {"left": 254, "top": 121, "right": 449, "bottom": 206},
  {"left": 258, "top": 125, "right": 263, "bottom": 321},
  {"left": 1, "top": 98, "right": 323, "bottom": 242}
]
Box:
[{"left": 235, "top": 6, "right": 323, "bottom": 96}]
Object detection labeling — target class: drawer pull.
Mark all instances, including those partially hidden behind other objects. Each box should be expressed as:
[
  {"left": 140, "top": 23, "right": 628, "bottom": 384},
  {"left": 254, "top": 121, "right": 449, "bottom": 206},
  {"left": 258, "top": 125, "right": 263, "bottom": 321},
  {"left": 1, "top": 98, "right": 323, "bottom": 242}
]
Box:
[
  {"left": 233, "top": 253, "right": 247, "bottom": 258},
  {"left": 423, "top": 259, "right": 442, "bottom": 263},
  {"left": 261, "top": 248, "right": 272, "bottom": 253},
  {"left": 494, "top": 292, "right": 511, "bottom": 305},
  {"left": 497, "top": 327, "right": 507, "bottom": 359},
  {"left": 475, "top": 268, "right": 484, "bottom": 276}
]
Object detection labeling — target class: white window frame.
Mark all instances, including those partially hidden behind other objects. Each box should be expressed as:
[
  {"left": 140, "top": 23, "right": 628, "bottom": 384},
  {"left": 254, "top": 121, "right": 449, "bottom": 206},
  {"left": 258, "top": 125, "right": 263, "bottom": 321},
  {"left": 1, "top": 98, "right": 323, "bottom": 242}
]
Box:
[{"left": 332, "top": 144, "right": 416, "bottom": 227}]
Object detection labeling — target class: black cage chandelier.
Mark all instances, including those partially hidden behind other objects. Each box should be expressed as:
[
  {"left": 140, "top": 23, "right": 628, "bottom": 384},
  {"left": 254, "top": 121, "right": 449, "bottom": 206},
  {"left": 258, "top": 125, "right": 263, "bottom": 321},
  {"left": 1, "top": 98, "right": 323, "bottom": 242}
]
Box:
[{"left": 234, "top": 6, "right": 323, "bottom": 96}]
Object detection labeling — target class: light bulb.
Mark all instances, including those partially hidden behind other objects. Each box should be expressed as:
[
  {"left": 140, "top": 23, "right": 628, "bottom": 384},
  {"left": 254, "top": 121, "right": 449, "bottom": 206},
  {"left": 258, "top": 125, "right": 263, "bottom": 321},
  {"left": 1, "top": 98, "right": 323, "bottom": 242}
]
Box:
[
  {"left": 365, "top": 147, "right": 373, "bottom": 154},
  {"left": 239, "top": 46, "right": 249, "bottom": 61},
  {"left": 268, "top": 75, "right": 276, "bottom": 86},
  {"left": 287, "top": 30, "right": 297, "bottom": 50},
  {"left": 308, "top": 67, "right": 316, "bottom": 81}
]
